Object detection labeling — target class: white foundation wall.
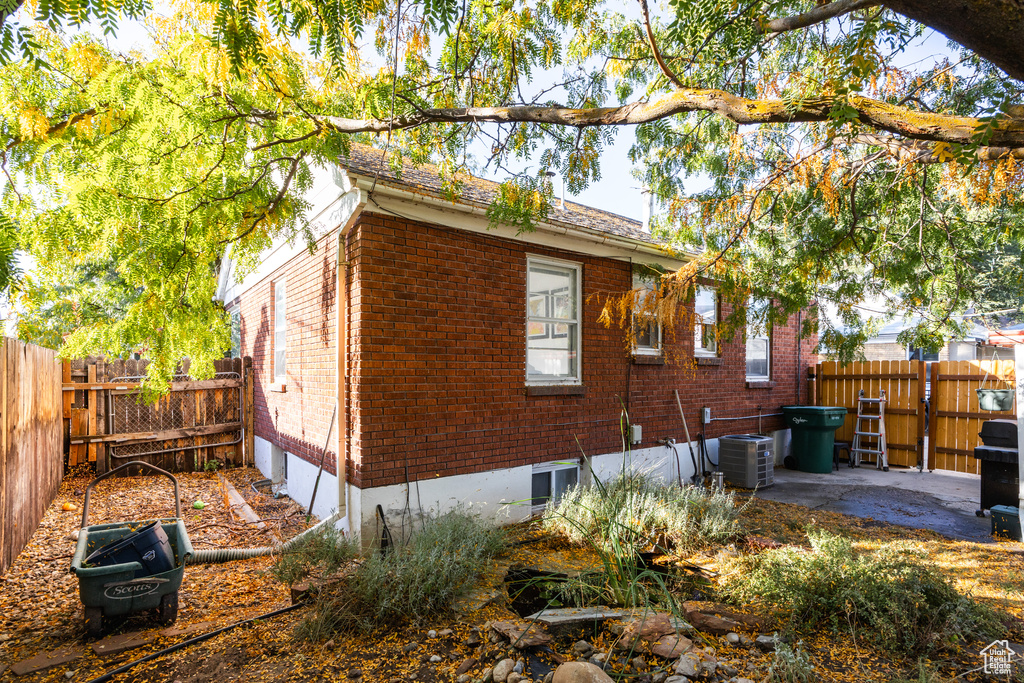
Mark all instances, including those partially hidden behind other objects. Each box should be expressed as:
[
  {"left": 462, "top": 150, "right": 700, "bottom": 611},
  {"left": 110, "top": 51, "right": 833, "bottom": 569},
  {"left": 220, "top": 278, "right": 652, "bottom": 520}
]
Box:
[
  {"left": 258, "top": 431, "right": 786, "bottom": 542},
  {"left": 349, "top": 438, "right": 743, "bottom": 542},
  {"left": 253, "top": 436, "right": 340, "bottom": 521},
  {"left": 354, "top": 464, "right": 537, "bottom": 543},
  {"left": 588, "top": 445, "right": 692, "bottom": 486},
  {"left": 254, "top": 437, "right": 273, "bottom": 477}
]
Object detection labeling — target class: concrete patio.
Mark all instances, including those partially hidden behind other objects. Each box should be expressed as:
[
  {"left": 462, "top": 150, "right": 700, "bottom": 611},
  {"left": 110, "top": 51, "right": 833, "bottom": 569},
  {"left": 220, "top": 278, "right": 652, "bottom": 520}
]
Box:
[{"left": 748, "top": 464, "right": 1000, "bottom": 542}]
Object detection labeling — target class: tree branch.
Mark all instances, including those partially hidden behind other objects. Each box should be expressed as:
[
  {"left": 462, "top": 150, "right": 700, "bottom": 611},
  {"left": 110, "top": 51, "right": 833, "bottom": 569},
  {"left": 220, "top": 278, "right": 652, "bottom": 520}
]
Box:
[
  {"left": 854, "top": 133, "right": 1024, "bottom": 161},
  {"left": 636, "top": 0, "right": 684, "bottom": 89},
  {"left": 762, "top": 0, "right": 882, "bottom": 35},
  {"left": 320, "top": 89, "right": 1024, "bottom": 150}
]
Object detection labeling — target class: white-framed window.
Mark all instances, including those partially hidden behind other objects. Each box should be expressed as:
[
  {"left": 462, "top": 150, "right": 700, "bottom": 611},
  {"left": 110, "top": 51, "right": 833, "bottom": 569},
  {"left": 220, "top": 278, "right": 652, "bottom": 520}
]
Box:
[
  {"left": 633, "top": 273, "right": 661, "bottom": 355},
  {"left": 694, "top": 286, "right": 717, "bottom": 356},
  {"left": 526, "top": 257, "right": 581, "bottom": 383},
  {"left": 531, "top": 461, "right": 579, "bottom": 511},
  {"left": 274, "top": 280, "right": 287, "bottom": 382},
  {"left": 746, "top": 298, "right": 771, "bottom": 380},
  {"left": 227, "top": 307, "right": 241, "bottom": 358}
]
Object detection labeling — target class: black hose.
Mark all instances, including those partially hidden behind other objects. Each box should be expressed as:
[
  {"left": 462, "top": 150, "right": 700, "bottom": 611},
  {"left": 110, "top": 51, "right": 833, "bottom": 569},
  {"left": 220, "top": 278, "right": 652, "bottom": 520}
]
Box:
[
  {"left": 686, "top": 442, "right": 699, "bottom": 484},
  {"left": 699, "top": 433, "right": 719, "bottom": 468},
  {"left": 250, "top": 478, "right": 272, "bottom": 495},
  {"left": 85, "top": 602, "right": 306, "bottom": 683}
]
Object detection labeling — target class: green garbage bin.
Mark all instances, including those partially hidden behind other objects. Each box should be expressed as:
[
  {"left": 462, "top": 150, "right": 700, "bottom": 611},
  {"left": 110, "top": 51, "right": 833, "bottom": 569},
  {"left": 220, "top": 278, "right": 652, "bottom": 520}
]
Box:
[{"left": 782, "top": 406, "right": 848, "bottom": 474}]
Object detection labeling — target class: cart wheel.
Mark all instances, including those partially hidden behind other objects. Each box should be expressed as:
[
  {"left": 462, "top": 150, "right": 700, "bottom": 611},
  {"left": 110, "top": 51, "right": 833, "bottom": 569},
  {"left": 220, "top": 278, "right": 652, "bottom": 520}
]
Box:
[
  {"left": 158, "top": 592, "right": 178, "bottom": 625},
  {"left": 976, "top": 510, "right": 987, "bottom": 518},
  {"left": 84, "top": 607, "right": 103, "bottom": 639},
  {"left": 882, "top": 466, "right": 889, "bottom": 472}
]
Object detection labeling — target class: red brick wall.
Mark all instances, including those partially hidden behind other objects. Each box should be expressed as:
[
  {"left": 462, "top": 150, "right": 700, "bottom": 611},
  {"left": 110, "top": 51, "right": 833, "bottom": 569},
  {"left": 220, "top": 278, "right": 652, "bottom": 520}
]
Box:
[
  {"left": 228, "top": 232, "right": 340, "bottom": 476},
  {"left": 348, "top": 212, "right": 818, "bottom": 489}
]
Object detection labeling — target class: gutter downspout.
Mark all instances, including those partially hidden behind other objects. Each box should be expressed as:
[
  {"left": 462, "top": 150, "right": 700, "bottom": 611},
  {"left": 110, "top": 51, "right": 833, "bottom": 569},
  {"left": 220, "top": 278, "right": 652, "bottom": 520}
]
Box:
[
  {"left": 336, "top": 187, "right": 367, "bottom": 531},
  {"left": 796, "top": 310, "right": 802, "bottom": 405}
]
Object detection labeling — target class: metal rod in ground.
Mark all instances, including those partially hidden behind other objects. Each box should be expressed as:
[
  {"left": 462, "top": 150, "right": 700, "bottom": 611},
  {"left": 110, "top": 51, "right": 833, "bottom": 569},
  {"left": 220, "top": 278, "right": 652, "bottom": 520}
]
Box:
[
  {"left": 306, "top": 403, "right": 338, "bottom": 517},
  {"left": 85, "top": 602, "right": 306, "bottom": 683},
  {"left": 674, "top": 389, "right": 700, "bottom": 484}
]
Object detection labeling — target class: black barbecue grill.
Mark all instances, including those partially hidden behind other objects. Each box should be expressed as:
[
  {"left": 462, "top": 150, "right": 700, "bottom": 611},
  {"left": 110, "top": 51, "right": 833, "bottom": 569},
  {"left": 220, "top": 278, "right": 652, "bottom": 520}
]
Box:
[{"left": 973, "top": 419, "right": 1019, "bottom": 517}]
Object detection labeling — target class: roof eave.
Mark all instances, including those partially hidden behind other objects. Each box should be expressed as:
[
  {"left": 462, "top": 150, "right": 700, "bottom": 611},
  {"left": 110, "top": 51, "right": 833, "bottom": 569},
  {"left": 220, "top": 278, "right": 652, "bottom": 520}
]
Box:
[{"left": 346, "top": 172, "right": 695, "bottom": 265}]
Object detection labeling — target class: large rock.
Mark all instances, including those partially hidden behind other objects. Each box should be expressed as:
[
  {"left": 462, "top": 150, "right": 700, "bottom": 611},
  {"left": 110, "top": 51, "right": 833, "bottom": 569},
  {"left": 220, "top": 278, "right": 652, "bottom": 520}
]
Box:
[
  {"left": 673, "top": 650, "right": 717, "bottom": 678},
  {"left": 493, "top": 658, "right": 516, "bottom": 683},
  {"left": 682, "top": 602, "right": 765, "bottom": 631},
  {"left": 552, "top": 662, "right": 614, "bottom": 683},
  {"left": 685, "top": 611, "right": 741, "bottom": 636},
  {"left": 617, "top": 614, "right": 675, "bottom": 649},
  {"left": 492, "top": 621, "right": 553, "bottom": 648},
  {"left": 650, "top": 634, "right": 693, "bottom": 659}
]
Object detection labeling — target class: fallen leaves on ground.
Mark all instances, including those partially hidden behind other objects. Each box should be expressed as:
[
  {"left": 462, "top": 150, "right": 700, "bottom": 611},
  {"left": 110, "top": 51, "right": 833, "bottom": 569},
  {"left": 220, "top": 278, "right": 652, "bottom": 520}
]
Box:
[{"left": 0, "top": 474, "right": 1022, "bottom": 682}]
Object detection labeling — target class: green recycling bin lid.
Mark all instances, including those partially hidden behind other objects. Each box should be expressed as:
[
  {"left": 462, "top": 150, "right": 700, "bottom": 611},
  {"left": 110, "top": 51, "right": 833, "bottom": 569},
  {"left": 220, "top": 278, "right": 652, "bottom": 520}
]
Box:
[{"left": 781, "top": 406, "right": 847, "bottom": 428}]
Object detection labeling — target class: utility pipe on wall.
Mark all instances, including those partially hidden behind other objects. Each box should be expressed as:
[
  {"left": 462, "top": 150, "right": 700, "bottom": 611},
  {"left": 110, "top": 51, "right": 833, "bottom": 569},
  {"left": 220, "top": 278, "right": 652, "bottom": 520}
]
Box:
[{"left": 334, "top": 187, "right": 367, "bottom": 530}]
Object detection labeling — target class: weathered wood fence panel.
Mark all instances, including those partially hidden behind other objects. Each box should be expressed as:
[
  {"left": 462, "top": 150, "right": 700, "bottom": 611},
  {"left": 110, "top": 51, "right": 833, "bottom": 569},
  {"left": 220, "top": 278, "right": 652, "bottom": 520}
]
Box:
[
  {"left": 815, "top": 360, "right": 926, "bottom": 468},
  {"left": 929, "top": 359, "right": 1016, "bottom": 474},
  {"left": 64, "top": 357, "right": 254, "bottom": 473},
  {"left": 0, "top": 338, "right": 62, "bottom": 574}
]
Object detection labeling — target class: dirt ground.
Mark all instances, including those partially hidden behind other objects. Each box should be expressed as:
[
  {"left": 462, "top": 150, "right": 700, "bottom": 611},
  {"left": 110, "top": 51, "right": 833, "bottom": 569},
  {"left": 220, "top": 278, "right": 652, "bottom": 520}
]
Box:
[{"left": 1, "top": 470, "right": 1023, "bottom": 683}]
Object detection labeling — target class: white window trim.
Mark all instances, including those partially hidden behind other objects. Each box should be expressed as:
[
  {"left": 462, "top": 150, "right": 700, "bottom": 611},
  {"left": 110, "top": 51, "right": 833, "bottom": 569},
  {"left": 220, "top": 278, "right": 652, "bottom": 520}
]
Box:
[
  {"left": 525, "top": 255, "right": 583, "bottom": 385},
  {"left": 694, "top": 286, "right": 718, "bottom": 358},
  {"left": 632, "top": 274, "right": 662, "bottom": 356},
  {"left": 273, "top": 280, "right": 287, "bottom": 388},
  {"left": 745, "top": 298, "right": 771, "bottom": 381},
  {"left": 531, "top": 460, "right": 580, "bottom": 512}
]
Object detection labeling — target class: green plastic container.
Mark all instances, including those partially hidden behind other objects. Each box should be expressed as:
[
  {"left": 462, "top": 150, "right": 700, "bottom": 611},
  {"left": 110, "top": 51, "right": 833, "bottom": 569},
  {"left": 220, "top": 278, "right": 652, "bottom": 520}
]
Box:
[
  {"left": 991, "top": 505, "right": 1021, "bottom": 540},
  {"left": 782, "top": 406, "right": 848, "bottom": 474}
]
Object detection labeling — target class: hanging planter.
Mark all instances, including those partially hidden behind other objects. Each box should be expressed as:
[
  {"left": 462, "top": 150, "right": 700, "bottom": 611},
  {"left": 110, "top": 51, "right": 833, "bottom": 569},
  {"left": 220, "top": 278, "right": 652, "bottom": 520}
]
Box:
[
  {"left": 978, "top": 353, "right": 1014, "bottom": 411},
  {"left": 977, "top": 388, "right": 1014, "bottom": 412}
]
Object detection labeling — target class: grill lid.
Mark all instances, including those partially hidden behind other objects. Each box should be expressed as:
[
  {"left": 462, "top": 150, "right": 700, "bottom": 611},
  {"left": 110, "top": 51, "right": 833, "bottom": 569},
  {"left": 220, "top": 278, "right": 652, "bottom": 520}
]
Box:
[
  {"left": 973, "top": 445, "right": 1019, "bottom": 463},
  {"left": 979, "top": 419, "right": 1018, "bottom": 448}
]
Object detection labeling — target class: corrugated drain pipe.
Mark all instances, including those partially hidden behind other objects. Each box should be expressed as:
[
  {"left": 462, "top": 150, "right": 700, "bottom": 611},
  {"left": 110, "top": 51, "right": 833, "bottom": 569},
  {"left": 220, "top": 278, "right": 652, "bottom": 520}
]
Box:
[{"left": 186, "top": 511, "right": 341, "bottom": 564}]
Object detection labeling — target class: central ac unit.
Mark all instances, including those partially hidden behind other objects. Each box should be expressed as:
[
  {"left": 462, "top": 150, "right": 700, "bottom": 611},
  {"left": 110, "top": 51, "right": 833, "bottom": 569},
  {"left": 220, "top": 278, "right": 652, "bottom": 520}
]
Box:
[{"left": 718, "top": 434, "right": 774, "bottom": 488}]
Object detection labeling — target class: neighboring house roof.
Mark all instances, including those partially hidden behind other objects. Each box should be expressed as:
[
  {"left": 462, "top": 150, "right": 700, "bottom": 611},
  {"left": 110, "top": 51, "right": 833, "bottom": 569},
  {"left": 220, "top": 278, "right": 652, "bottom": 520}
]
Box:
[
  {"left": 987, "top": 324, "right": 1024, "bottom": 347},
  {"left": 339, "top": 143, "right": 663, "bottom": 246},
  {"left": 864, "top": 315, "right": 989, "bottom": 345}
]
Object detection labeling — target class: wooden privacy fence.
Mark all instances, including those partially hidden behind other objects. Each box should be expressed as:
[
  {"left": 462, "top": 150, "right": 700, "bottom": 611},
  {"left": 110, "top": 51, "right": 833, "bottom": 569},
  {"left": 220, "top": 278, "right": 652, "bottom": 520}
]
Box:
[
  {"left": 813, "top": 360, "right": 927, "bottom": 468},
  {"left": 813, "top": 359, "right": 1018, "bottom": 474},
  {"left": 64, "top": 357, "right": 255, "bottom": 473},
  {"left": 0, "top": 338, "right": 62, "bottom": 574},
  {"left": 928, "top": 359, "right": 1015, "bottom": 474}
]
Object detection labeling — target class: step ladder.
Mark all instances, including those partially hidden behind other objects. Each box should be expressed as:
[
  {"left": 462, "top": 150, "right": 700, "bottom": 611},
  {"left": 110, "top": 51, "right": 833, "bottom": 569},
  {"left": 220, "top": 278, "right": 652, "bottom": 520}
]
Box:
[{"left": 851, "top": 389, "right": 889, "bottom": 471}]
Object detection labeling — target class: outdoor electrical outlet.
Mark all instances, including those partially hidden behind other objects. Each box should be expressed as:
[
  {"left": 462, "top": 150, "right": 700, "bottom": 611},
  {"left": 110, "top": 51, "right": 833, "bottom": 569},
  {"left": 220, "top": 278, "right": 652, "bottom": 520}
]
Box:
[
  {"left": 702, "top": 407, "right": 711, "bottom": 424},
  {"left": 630, "top": 424, "right": 642, "bottom": 444}
]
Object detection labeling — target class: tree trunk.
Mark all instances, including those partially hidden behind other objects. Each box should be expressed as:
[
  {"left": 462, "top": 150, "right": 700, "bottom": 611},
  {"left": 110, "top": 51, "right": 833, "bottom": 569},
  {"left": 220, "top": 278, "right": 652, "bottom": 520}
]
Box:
[{"left": 885, "top": 0, "right": 1024, "bottom": 81}]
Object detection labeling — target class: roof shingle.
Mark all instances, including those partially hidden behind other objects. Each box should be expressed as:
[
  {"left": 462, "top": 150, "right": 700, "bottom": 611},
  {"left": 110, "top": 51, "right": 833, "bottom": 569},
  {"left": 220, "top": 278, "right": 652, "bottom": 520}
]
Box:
[{"left": 340, "top": 143, "right": 659, "bottom": 245}]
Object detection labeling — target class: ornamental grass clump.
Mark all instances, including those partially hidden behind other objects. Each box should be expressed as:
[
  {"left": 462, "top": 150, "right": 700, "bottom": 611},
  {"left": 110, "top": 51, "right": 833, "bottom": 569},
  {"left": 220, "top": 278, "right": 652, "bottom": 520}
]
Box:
[
  {"left": 538, "top": 468, "right": 744, "bottom": 608},
  {"left": 722, "top": 529, "right": 1000, "bottom": 656},
  {"left": 542, "top": 471, "right": 744, "bottom": 557},
  {"left": 275, "top": 509, "right": 506, "bottom": 638}
]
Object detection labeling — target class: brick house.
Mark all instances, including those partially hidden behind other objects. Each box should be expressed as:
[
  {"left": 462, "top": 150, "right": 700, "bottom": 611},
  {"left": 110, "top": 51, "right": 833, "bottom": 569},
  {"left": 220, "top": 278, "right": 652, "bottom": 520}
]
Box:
[{"left": 216, "top": 145, "right": 818, "bottom": 540}]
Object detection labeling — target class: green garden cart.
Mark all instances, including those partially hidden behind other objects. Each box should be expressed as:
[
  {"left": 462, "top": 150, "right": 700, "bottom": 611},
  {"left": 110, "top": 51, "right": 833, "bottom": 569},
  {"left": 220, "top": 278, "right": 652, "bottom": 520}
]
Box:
[{"left": 71, "top": 461, "right": 193, "bottom": 637}]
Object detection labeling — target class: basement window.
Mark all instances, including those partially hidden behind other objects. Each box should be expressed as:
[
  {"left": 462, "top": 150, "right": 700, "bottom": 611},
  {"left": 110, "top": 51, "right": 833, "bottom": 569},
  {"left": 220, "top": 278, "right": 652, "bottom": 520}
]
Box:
[{"left": 531, "top": 461, "right": 579, "bottom": 512}]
